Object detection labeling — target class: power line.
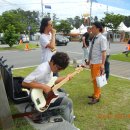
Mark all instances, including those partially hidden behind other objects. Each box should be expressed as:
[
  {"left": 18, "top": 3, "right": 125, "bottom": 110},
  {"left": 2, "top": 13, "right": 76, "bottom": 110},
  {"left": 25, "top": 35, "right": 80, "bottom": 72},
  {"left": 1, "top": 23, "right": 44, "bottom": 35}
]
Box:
[{"left": 1, "top": 0, "right": 18, "bottom": 6}]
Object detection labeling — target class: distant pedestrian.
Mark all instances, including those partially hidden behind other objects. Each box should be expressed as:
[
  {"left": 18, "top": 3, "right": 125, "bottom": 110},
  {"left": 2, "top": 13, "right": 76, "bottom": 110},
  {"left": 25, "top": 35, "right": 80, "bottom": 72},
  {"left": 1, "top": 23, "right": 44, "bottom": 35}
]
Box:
[
  {"left": 81, "top": 27, "right": 92, "bottom": 67},
  {"left": 128, "top": 39, "right": 130, "bottom": 45},
  {"left": 101, "top": 23, "right": 111, "bottom": 80}
]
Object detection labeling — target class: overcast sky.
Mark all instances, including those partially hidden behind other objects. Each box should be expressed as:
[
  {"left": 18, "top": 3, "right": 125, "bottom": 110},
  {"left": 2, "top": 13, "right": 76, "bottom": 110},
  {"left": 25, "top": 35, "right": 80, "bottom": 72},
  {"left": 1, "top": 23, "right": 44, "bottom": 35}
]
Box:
[{"left": 0, "top": 0, "right": 130, "bottom": 19}]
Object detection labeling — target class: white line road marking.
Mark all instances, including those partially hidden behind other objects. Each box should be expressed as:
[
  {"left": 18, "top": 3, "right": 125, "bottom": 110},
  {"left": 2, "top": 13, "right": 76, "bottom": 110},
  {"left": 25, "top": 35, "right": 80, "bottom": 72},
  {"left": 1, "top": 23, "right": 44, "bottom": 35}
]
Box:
[
  {"left": 13, "top": 65, "right": 38, "bottom": 70},
  {"left": 66, "top": 51, "right": 82, "bottom": 55}
]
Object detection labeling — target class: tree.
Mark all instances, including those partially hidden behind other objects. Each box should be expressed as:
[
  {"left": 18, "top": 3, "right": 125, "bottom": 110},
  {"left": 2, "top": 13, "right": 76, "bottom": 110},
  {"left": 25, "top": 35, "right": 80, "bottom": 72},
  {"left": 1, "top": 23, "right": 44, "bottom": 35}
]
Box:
[
  {"left": 73, "top": 16, "right": 83, "bottom": 29},
  {"left": 0, "top": 16, "right": 4, "bottom": 33},
  {"left": 124, "top": 16, "right": 130, "bottom": 27},
  {"left": 0, "top": 8, "right": 40, "bottom": 34},
  {"left": 67, "top": 18, "right": 75, "bottom": 27},
  {"left": 101, "top": 13, "right": 125, "bottom": 31},
  {"left": 52, "top": 13, "right": 59, "bottom": 22},
  {"left": 55, "top": 20, "right": 72, "bottom": 34},
  {"left": 3, "top": 25, "right": 19, "bottom": 47}
]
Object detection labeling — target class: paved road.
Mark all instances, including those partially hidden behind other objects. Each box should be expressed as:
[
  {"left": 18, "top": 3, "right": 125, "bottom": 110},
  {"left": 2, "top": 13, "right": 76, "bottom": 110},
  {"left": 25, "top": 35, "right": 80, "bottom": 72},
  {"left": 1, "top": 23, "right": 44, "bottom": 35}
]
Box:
[
  {"left": 0, "top": 42, "right": 130, "bottom": 79},
  {"left": 0, "top": 42, "right": 126, "bottom": 68}
]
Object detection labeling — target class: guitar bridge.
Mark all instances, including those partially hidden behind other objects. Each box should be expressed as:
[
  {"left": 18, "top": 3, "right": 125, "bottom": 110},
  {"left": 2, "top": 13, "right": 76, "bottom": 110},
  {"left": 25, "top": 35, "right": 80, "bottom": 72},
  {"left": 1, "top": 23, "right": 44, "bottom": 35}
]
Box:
[{"left": 40, "top": 105, "right": 49, "bottom": 111}]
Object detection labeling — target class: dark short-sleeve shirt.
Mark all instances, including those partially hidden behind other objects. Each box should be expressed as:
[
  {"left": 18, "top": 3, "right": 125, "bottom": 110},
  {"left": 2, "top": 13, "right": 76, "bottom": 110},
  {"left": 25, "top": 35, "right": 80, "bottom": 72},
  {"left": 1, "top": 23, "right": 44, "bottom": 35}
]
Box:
[
  {"left": 128, "top": 40, "right": 130, "bottom": 44},
  {"left": 82, "top": 32, "right": 90, "bottom": 47}
]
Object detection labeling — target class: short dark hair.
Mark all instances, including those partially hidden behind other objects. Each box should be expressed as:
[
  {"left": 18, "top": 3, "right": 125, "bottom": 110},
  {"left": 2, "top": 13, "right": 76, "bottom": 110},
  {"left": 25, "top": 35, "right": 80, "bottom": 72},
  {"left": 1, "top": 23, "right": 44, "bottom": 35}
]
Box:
[
  {"left": 101, "top": 22, "right": 105, "bottom": 28},
  {"left": 92, "top": 21, "right": 103, "bottom": 32},
  {"left": 51, "top": 52, "right": 70, "bottom": 69},
  {"left": 40, "top": 17, "right": 51, "bottom": 34}
]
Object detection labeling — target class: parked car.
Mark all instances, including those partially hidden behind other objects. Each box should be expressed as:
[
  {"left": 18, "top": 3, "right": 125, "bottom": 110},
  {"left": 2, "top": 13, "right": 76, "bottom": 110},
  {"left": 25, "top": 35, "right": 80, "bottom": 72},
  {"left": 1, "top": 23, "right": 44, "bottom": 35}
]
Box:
[
  {"left": 56, "top": 35, "right": 69, "bottom": 46},
  {"left": 20, "top": 34, "right": 29, "bottom": 43}
]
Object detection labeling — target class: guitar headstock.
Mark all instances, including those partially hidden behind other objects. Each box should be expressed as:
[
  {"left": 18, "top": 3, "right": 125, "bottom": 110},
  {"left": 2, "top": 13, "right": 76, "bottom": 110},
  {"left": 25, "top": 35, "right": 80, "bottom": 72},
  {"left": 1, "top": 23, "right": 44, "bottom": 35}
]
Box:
[{"left": 75, "top": 66, "right": 84, "bottom": 73}]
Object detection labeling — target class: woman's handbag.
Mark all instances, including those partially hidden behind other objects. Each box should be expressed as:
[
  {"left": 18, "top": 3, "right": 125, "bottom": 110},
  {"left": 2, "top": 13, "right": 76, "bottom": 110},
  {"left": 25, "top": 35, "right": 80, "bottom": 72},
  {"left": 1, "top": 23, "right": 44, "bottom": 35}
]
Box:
[{"left": 96, "top": 74, "right": 107, "bottom": 88}]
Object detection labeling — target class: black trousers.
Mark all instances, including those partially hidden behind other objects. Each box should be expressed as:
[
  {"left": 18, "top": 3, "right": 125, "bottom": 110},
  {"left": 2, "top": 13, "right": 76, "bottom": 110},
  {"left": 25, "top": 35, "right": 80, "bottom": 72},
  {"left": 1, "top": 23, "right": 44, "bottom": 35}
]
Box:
[{"left": 105, "top": 55, "right": 110, "bottom": 80}]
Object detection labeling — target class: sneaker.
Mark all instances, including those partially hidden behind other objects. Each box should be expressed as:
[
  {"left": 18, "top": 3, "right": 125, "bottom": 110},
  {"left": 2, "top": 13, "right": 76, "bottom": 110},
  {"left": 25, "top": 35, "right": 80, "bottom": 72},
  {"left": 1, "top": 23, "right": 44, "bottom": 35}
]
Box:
[
  {"left": 88, "top": 98, "right": 100, "bottom": 105},
  {"left": 87, "top": 95, "right": 94, "bottom": 98},
  {"left": 81, "top": 64, "right": 87, "bottom": 68},
  {"left": 87, "top": 95, "right": 101, "bottom": 99}
]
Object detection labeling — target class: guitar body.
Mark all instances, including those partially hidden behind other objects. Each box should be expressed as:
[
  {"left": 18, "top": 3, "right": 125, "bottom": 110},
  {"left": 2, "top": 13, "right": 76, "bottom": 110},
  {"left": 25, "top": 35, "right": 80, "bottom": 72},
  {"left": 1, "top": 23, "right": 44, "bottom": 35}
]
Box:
[
  {"left": 31, "top": 67, "right": 83, "bottom": 112},
  {"left": 31, "top": 76, "right": 58, "bottom": 112}
]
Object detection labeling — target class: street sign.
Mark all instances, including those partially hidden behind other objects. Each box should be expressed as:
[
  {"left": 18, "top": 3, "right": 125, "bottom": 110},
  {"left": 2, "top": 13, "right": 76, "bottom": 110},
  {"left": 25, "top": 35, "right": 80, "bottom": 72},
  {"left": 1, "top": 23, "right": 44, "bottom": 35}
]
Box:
[{"left": 28, "top": 26, "right": 31, "bottom": 31}]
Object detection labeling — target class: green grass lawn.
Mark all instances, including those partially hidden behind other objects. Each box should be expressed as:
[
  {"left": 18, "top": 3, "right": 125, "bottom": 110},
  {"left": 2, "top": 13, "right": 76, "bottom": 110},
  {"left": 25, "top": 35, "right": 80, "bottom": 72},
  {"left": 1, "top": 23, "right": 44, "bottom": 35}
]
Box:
[
  {"left": 0, "top": 43, "right": 39, "bottom": 51},
  {"left": 10, "top": 66, "right": 130, "bottom": 130},
  {"left": 110, "top": 53, "right": 130, "bottom": 62}
]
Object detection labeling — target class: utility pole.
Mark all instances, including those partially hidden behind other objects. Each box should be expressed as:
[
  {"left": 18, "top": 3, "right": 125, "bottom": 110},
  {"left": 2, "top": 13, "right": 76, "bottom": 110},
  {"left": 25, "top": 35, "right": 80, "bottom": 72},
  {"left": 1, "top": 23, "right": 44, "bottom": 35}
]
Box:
[
  {"left": 106, "top": 2, "right": 108, "bottom": 14},
  {"left": 89, "top": 0, "right": 92, "bottom": 26},
  {"left": 106, "top": 5, "right": 108, "bottom": 14},
  {"left": 41, "top": 0, "right": 44, "bottom": 17}
]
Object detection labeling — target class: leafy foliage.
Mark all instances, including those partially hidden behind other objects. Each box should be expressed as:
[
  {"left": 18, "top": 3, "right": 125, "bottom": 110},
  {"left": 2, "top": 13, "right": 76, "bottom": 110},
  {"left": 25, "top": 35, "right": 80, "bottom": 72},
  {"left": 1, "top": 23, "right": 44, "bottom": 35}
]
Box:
[
  {"left": 0, "top": 8, "right": 40, "bottom": 34},
  {"left": 101, "top": 13, "right": 125, "bottom": 32},
  {"left": 124, "top": 16, "right": 130, "bottom": 27},
  {"left": 3, "top": 25, "right": 19, "bottom": 47},
  {"left": 55, "top": 20, "right": 72, "bottom": 34},
  {"left": 73, "top": 16, "right": 83, "bottom": 29},
  {"left": 67, "top": 16, "right": 84, "bottom": 28}
]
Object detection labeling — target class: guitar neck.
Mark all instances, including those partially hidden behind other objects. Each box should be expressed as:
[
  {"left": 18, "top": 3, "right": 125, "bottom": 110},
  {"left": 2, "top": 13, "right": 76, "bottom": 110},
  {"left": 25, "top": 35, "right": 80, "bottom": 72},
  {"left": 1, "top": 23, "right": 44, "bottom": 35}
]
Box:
[{"left": 52, "top": 71, "right": 78, "bottom": 91}]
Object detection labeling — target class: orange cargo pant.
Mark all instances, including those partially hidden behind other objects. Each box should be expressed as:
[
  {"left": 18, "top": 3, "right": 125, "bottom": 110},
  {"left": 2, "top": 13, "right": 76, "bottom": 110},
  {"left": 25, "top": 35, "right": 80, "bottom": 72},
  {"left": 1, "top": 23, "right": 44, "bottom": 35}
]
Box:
[
  {"left": 90, "top": 64, "right": 102, "bottom": 99},
  {"left": 128, "top": 44, "right": 130, "bottom": 50}
]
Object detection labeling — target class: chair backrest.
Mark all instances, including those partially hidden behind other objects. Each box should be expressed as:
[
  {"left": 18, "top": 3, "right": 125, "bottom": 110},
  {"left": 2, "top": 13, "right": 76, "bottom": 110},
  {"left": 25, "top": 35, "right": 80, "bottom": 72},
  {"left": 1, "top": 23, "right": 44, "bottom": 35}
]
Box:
[{"left": 0, "top": 56, "right": 30, "bottom": 104}]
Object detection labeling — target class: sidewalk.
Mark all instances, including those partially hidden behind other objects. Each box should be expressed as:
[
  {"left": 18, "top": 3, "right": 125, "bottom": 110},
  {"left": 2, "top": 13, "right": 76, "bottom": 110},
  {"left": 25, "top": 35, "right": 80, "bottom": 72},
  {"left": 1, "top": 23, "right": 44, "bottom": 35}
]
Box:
[
  {"left": 72, "top": 59, "right": 130, "bottom": 80},
  {"left": 110, "top": 60, "right": 130, "bottom": 80}
]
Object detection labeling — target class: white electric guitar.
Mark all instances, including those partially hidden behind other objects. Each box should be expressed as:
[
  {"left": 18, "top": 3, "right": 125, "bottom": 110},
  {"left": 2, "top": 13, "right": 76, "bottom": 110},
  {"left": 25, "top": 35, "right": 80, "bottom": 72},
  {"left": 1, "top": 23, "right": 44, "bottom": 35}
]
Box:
[{"left": 31, "top": 67, "right": 83, "bottom": 112}]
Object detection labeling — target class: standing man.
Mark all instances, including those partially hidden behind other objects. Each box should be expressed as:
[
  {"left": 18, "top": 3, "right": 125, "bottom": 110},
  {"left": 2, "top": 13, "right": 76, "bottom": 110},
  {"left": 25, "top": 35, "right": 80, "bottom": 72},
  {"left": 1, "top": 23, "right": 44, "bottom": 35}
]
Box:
[
  {"left": 81, "top": 27, "right": 91, "bottom": 67},
  {"left": 87, "top": 22, "right": 107, "bottom": 105},
  {"left": 101, "top": 23, "right": 110, "bottom": 80},
  {"left": 39, "top": 18, "right": 56, "bottom": 63}
]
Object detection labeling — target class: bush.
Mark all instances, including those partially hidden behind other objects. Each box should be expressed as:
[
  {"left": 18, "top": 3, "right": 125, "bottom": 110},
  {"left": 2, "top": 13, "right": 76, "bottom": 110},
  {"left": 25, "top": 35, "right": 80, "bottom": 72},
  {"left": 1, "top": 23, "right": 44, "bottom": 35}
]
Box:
[{"left": 3, "top": 24, "right": 20, "bottom": 47}]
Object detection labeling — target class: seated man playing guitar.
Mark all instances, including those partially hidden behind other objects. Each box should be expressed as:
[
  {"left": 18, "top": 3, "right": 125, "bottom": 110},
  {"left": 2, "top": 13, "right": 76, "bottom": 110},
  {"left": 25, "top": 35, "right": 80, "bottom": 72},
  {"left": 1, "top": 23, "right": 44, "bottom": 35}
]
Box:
[{"left": 22, "top": 52, "right": 74, "bottom": 124}]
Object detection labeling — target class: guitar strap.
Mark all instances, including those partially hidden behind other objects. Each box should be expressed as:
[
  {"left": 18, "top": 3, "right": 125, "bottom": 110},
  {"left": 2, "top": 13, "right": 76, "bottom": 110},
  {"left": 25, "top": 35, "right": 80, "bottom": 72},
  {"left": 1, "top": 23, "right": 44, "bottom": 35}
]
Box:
[
  {"left": 12, "top": 98, "right": 64, "bottom": 119},
  {"left": 12, "top": 111, "right": 37, "bottom": 119},
  {"left": 12, "top": 102, "right": 37, "bottom": 119}
]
